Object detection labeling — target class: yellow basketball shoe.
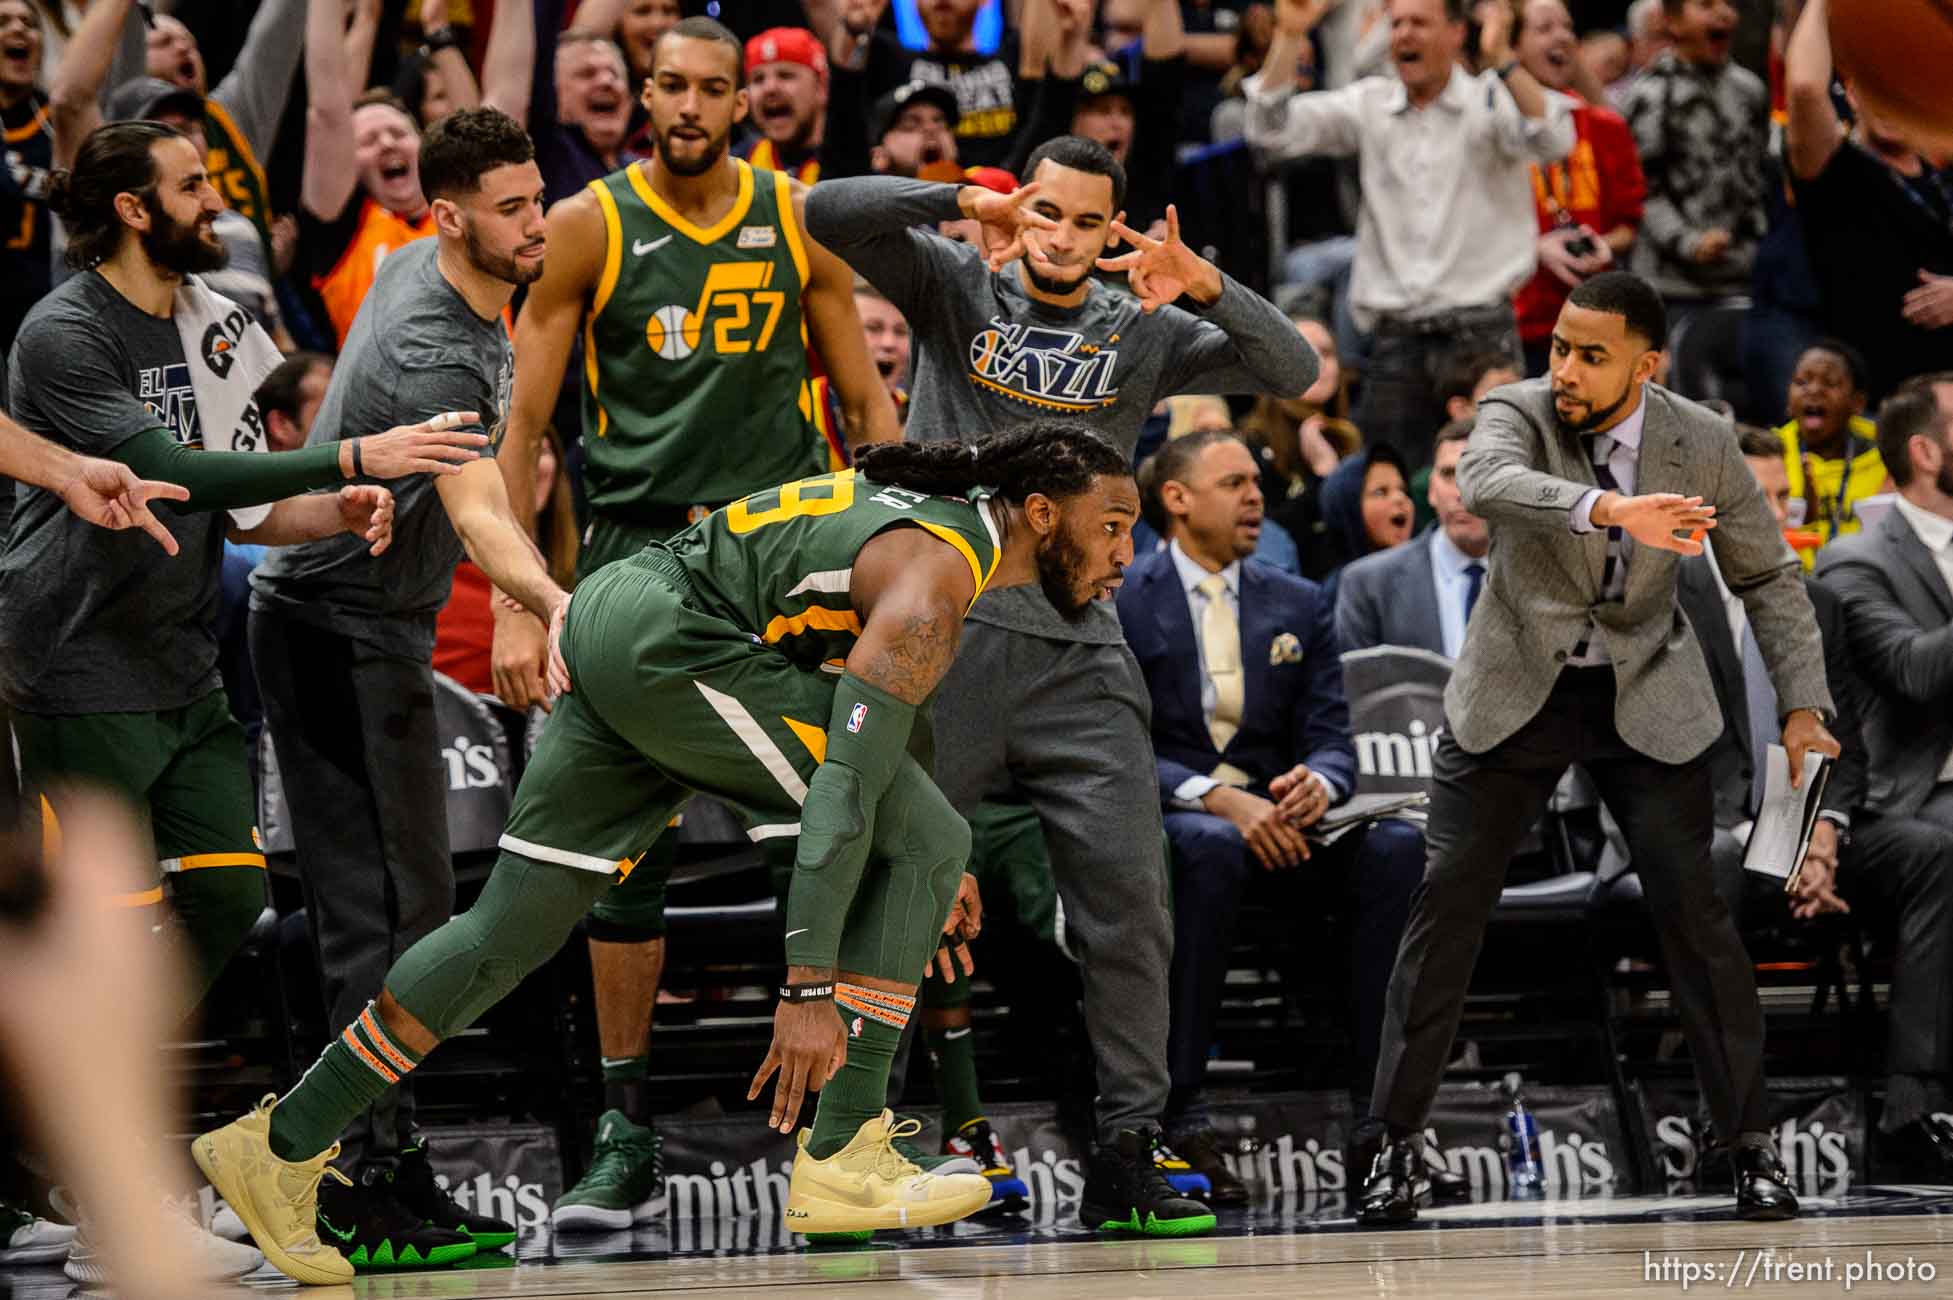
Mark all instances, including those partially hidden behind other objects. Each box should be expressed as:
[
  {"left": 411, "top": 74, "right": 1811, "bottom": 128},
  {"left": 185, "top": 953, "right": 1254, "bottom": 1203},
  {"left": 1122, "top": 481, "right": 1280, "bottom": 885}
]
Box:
[
  {"left": 784, "top": 1111, "right": 994, "bottom": 1239},
  {"left": 190, "top": 1095, "right": 354, "bottom": 1285}
]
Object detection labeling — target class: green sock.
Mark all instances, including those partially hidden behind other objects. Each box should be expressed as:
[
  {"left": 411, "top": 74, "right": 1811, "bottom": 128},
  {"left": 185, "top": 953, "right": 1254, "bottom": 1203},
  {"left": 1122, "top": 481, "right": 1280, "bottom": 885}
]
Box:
[
  {"left": 926, "top": 1022, "right": 983, "bottom": 1134},
  {"left": 808, "top": 985, "right": 915, "bottom": 1160},
  {"left": 269, "top": 1002, "right": 424, "bottom": 1162}
]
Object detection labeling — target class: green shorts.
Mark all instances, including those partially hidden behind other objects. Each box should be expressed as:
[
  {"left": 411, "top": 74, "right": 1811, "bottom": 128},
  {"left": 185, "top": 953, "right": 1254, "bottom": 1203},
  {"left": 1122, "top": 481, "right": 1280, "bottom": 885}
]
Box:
[
  {"left": 577, "top": 515, "right": 683, "bottom": 583},
  {"left": 13, "top": 690, "right": 263, "bottom": 900},
  {"left": 500, "top": 553, "right": 837, "bottom": 906}
]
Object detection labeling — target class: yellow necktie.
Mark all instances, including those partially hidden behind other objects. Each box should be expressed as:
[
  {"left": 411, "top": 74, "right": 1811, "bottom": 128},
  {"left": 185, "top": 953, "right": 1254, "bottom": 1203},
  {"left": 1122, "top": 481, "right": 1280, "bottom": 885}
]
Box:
[{"left": 1199, "top": 573, "right": 1243, "bottom": 754}]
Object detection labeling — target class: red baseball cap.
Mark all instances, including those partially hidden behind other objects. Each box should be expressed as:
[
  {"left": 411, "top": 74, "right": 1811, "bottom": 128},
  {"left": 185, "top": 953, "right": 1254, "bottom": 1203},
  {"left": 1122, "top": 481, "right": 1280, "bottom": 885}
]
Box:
[
  {"left": 745, "top": 27, "right": 828, "bottom": 82},
  {"left": 963, "top": 166, "right": 1018, "bottom": 194}
]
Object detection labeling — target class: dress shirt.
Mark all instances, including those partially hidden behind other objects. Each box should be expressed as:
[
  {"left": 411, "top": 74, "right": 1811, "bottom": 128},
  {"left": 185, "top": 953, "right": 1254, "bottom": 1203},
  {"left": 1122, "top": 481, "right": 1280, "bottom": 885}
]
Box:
[
  {"left": 1891, "top": 495, "right": 1953, "bottom": 784},
  {"left": 1166, "top": 541, "right": 1342, "bottom": 808},
  {"left": 1565, "top": 392, "right": 1649, "bottom": 666},
  {"left": 1243, "top": 65, "right": 1574, "bottom": 327},
  {"left": 1428, "top": 526, "right": 1486, "bottom": 660}
]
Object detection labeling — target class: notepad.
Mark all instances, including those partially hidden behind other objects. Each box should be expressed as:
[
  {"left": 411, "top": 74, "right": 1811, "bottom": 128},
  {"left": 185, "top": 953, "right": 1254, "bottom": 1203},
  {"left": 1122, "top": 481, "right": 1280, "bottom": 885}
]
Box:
[{"left": 1741, "top": 745, "right": 1834, "bottom": 892}]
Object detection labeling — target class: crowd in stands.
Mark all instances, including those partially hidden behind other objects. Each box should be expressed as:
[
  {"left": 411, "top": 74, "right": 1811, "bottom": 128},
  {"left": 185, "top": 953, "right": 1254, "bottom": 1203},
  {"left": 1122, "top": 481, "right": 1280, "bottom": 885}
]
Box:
[{"left": 5, "top": 0, "right": 1953, "bottom": 1271}]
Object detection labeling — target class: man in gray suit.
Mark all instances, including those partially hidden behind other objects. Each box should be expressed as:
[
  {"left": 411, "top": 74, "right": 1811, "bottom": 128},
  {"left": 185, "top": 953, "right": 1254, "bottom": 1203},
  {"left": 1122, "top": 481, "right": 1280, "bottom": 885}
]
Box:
[
  {"left": 1816, "top": 374, "right": 1953, "bottom": 1178},
  {"left": 1337, "top": 419, "right": 1487, "bottom": 657},
  {"left": 1359, "top": 273, "right": 1839, "bottom": 1226}
]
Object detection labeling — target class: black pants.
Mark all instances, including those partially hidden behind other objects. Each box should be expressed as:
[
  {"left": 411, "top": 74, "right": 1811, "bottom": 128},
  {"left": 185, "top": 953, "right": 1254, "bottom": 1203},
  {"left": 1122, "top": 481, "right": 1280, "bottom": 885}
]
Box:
[
  {"left": 1850, "top": 788, "right": 1953, "bottom": 1085},
  {"left": 1163, "top": 811, "right": 1424, "bottom": 1130},
  {"left": 1373, "top": 668, "right": 1769, "bottom": 1138},
  {"left": 251, "top": 608, "right": 452, "bottom": 1170}
]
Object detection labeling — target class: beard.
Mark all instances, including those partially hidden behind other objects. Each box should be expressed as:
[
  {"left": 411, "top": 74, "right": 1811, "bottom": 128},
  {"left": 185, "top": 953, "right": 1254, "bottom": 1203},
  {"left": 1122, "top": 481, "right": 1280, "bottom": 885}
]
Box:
[
  {"left": 462, "top": 217, "right": 544, "bottom": 287},
  {"left": 653, "top": 121, "right": 730, "bottom": 177},
  {"left": 141, "top": 198, "right": 226, "bottom": 275},
  {"left": 1035, "top": 524, "right": 1092, "bottom": 615},
  {"left": 1936, "top": 454, "right": 1953, "bottom": 500},
  {"left": 1022, "top": 256, "right": 1091, "bottom": 297},
  {"left": 1552, "top": 377, "right": 1636, "bottom": 435}
]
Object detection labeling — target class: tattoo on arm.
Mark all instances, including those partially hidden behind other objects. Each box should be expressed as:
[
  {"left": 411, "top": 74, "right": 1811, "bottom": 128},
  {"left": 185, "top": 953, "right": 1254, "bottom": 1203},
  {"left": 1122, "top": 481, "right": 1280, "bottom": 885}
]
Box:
[{"left": 854, "top": 592, "right": 961, "bottom": 705}]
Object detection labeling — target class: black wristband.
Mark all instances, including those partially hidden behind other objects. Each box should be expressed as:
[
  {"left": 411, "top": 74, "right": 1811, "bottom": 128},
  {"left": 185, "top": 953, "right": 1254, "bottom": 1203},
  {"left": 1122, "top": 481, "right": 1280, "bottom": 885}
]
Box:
[
  {"left": 421, "top": 27, "right": 461, "bottom": 54},
  {"left": 778, "top": 981, "right": 835, "bottom": 1003},
  {"left": 351, "top": 437, "right": 364, "bottom": 479},
  {"left": 1495, "top": 59, "right": 1520, "bottom": 80}
]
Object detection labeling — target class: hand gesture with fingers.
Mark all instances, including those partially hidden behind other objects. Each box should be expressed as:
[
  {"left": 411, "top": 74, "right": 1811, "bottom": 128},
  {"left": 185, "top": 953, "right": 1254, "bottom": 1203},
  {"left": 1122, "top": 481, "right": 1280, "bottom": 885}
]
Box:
[
  {"left": 352, "top": 410, "right": 490, "bottom": 479},
  {"left": 929, "top": 872, "right": 983, "bottom": 983},
  {"left": 749, "top": 993, "right": 848, "bottom": 1133},
  {"left": 1096, "top": 206, "right": 1222, "bottom": 312},
  {"left": 545, "top": 590, "right": 574, "bottom": 699},
  {"left": 963, "top": 181, "right": 1059, "bottom": 272},
  {"left": 1592, "top": 492, "right": 1718, "bottom": 555},
  {"left": 336, "top": 485, "right": 396, "bottom": 556},
  {"left": 57, "top": 457, "right": 191, "bottom": 555}
]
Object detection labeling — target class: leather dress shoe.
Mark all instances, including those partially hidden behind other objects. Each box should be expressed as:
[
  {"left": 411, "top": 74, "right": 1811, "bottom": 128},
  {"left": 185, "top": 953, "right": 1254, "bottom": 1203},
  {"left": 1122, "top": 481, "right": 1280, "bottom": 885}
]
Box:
[
  {"left": 1874, "top": 1115, "right": 1953, "bottom": 1183},
  {"left": 1356, "top": 1137, "right": 1420, "bottom": 1226},
  {"left": 1731, "top": 1145, "right": 1799, "bottom": 1221},
  {"left": 1424, "top": 1145, "right": 1470, "bottom": 1205}
]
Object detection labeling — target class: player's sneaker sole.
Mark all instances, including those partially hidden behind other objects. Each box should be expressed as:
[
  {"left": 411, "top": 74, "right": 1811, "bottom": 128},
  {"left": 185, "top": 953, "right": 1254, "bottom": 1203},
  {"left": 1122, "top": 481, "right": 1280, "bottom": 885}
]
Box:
[
  {"left": 550, "top": 1192, "right": 665, "bottom": 1233},
  {"left": 1082, "top": 1202, "right": 1220, "bottom": 1237}
]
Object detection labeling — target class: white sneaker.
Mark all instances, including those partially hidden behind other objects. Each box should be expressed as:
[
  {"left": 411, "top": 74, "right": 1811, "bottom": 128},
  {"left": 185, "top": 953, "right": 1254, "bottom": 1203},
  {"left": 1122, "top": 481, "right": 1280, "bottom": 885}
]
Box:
[
  {"left": 61, "top": 1192, "right": 265, "bottom": 1285},
  {"left": 0, "top": 1204, "right": 76, "bottom": 1265},
  {"left": 209, "top": 1200, "right": 250, "bottom": 1242}
]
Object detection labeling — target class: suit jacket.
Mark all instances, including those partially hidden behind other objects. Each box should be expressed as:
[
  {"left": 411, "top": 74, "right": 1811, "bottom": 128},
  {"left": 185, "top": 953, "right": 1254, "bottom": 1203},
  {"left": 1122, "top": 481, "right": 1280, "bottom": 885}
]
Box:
[
  {"left": 1676, "top": 557, "right": 1867, "bottom": 826},
  {"left": 1115, "top": 549, "right": 1356, "bottom": 805},
  {"left": 1816, "top": 506, "right": 1953, "bottom": 818},
  {"left": 1335, "top": 527, "right": 1445, "bottom": 656},
  {"left": 1452, "top": 378, "right": 1832, "bottom": 761}
]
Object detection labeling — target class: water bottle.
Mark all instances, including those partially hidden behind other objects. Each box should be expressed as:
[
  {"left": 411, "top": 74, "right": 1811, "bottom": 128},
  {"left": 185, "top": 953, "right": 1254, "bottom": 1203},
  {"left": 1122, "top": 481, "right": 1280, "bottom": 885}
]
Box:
[
  {"left": 1500, "top": 1072, "right": 1544, "bottom": 1197},
  {"left": 1233, "top": 1114, "right": 1260, "bottom": 1195}
]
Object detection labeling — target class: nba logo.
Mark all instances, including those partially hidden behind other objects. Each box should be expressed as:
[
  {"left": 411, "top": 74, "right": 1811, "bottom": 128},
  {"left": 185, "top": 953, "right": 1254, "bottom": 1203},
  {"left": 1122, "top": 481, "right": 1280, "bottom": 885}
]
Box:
[
  {"left": 850, "top": 1017, "right": 864, "bottom": 1038},
  {"left": 847, "top": 703, "right": 868, "bottom": 733}
]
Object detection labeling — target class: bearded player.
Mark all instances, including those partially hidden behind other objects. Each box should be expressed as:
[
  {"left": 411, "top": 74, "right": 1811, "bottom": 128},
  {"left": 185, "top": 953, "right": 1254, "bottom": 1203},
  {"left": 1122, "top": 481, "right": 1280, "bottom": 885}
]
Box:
[{"left": 192, "top": 425, "right": 1137, "bottom": 1282}]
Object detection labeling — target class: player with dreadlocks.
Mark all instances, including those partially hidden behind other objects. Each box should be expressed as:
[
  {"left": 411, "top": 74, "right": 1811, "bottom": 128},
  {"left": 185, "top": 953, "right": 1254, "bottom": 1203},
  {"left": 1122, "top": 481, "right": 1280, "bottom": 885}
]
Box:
[{"left": 191, "top": 422, "right": 1136, "bottom": 1280}]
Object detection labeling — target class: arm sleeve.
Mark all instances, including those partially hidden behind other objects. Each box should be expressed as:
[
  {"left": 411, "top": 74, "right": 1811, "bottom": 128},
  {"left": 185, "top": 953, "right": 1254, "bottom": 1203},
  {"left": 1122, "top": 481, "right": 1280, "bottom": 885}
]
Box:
[
  {"left": 112, "top": 427, "right": 343, "bottom": 512},
  {"left": 802, "top": 177, "right": 969, "bottom": 320},
  {"left": 1155, "top": 273, "right": 1321, "bottom": 400},
  {"left": 209, "top": 0, "right": 307, "bottom": 159},
  {"left": 784, "top": 674, "right": 918, "bottom": 969}
]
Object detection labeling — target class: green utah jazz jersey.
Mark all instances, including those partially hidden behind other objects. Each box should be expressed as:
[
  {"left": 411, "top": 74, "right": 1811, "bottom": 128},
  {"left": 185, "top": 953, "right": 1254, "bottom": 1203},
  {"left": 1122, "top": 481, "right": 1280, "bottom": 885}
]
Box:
[
  {"left": 661, "top": 468, "right": 1003, "bottom": 671},
  {"left": 582, "top": 159, "right": 824, "bottom": 516}
]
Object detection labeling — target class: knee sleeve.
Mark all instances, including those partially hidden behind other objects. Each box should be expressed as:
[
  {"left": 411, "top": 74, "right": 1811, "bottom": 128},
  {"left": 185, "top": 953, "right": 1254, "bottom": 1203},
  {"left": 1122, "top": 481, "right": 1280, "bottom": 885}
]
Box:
[
  {"left": 388, "top": 854, "right": 612, "bottom": 1039},
  {"left": 586, "top": 850, "right": 672, "bottom": 940},
  {"left": 834, "top": 758, "right": 970, "bottom": 984}
]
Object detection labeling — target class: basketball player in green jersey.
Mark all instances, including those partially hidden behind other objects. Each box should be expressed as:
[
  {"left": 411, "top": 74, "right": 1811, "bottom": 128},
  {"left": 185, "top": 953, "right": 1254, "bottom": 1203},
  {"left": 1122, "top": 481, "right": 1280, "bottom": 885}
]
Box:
[
  {"left": 494, "top": 17, "right": 898, "bottom": 1229},
  {"left": 192, "top": 426, "right": 1140, "bottom": 1274}
]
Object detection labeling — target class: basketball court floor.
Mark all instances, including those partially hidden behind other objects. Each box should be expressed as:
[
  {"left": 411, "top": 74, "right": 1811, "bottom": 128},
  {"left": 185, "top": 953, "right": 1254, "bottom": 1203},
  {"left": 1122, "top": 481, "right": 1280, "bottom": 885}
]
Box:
[{"left": 8, "top": 1186, "right": 1953, "bottom": 1298}]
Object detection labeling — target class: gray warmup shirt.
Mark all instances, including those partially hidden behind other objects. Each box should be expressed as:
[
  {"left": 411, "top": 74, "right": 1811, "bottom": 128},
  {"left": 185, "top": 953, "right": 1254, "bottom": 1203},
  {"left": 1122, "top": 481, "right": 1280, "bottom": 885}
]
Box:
[
  {"left": 804, "top": 175, "right": 1319, "bottom": 643},
  {"left": 252, "top": 240, "right": 513, "bottom": 660},
  {"left": 1, "top": 273, "right": 229, "bottom": 713},
  {"left": 803, "top": 176, "right": 1319, "bottom": 461}
]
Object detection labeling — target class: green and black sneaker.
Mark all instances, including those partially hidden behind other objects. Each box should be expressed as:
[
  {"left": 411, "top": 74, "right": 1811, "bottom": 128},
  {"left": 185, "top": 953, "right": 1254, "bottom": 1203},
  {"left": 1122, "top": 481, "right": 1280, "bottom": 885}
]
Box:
[
  {"left": 388, "top": 1139, "right": 518, "bottom": 1249},
  {"left": 1080, "top": 1129, "right": 1218, "bottom": 1237},
  {"left": 317, "top": 1167, "right": 478, "bottom": 1270},
  {"left": 550, "top": 1110, "right": 666, "bottom": 1233}
]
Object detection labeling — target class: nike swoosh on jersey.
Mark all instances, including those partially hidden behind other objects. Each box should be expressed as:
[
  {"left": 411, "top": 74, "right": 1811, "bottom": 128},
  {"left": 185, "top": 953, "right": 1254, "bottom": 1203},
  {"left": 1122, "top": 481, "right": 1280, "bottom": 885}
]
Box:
[
  {"left": 785, "top": 928, "right": 809, "bottom": 939},
  {"left": 633, "top": 235, "right": 673, "bottom": 256}
]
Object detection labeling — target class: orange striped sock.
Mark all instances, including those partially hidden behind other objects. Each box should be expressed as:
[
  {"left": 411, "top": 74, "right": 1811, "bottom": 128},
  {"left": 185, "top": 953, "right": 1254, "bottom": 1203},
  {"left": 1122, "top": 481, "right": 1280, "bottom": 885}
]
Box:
[{"left": 268, "top": 1001, "right": 423, "bottom": 1162}]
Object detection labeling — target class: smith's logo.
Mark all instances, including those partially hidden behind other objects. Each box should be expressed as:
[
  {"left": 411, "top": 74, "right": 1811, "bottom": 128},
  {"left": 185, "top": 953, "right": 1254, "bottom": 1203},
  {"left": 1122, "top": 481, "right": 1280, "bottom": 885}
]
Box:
[
  {"left": 441, "top": 735, "right": 500, "bottom": 791},
  {"left": 1655, "top": 1115, "right": 1852, "bottom": 1191},
  {"left": 1356, "top": 720, "right": 1441, "bottom": 779},
  {"left": 966, "top": 319, "right": 1120, "bottom": 412},
  {"left": 1428, "top": 1127, "right": 1616, "bottom": 1193}
]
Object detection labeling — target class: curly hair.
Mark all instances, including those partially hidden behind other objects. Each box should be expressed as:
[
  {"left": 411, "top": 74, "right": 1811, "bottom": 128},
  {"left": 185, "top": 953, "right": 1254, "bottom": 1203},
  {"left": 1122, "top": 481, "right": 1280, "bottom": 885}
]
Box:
[{"left": 852, "top": 422, "right": 1130, "bottom": 504}]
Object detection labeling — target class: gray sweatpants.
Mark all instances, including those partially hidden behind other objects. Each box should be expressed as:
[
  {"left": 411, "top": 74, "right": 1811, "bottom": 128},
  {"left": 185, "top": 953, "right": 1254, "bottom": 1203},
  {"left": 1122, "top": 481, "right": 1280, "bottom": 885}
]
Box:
[{"left": 927, "top": 587, "right": 1173, "bottom": 1143}]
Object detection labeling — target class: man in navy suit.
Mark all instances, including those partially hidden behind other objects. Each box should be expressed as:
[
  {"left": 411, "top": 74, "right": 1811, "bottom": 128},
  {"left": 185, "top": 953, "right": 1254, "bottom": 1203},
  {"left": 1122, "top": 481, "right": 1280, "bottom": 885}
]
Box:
[{"left": 1117, "top": 429, "right": 1426, "bottom": 1202}]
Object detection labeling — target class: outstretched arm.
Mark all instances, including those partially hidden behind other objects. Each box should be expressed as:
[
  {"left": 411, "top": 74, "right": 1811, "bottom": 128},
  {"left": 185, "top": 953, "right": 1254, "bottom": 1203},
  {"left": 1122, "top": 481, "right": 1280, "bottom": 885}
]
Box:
[
  {"left": 794, "top": 185, "right": 901, "bottom": 450},
  {"left": 47, "top": 0, "right": 132, "bottom": 166},
  {"left": 302, "top": 0, "right": 361, "bottom": 222},
  {"left": 0, "top": 414, "right": 188, "bottom": 554},
  {"left": 1783, "top": 0, "right": 1845, "bottom": 182}
]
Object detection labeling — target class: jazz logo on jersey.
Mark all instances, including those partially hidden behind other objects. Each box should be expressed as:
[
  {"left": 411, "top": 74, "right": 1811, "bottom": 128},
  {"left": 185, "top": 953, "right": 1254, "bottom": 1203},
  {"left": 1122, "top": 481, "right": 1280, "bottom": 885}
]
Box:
[
  {"left": 967, "top": 318, "right": 1120, "bottom": 412},
  {"left": 645, "top": 261, "right": 788, "bottom": 361},
  {"left": 847, "top": 702, "right": 868, "bottom": 734}
]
